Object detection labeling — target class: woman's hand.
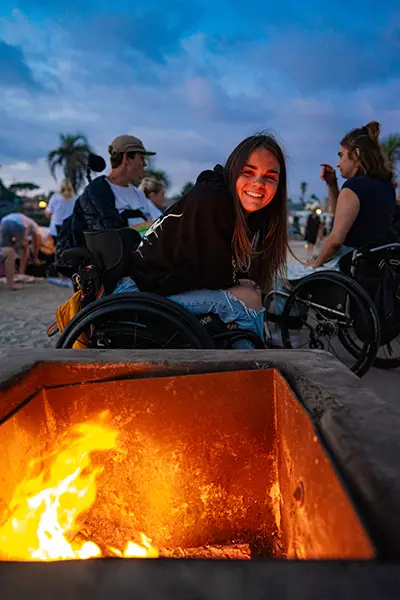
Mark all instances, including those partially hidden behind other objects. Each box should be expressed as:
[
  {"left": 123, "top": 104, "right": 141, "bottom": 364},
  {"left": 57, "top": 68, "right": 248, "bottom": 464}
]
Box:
[
  {"left": 305, "top": 258, "right": 320, "bottom": 268},
  {"left": 320, "top": 164, "right": 337, "bottom": 186}
]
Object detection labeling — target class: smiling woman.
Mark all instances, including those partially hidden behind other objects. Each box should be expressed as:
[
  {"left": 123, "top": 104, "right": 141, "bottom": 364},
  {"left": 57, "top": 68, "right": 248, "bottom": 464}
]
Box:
[{"left": 114, "top": 133, "right": 289, "bottom": 348}]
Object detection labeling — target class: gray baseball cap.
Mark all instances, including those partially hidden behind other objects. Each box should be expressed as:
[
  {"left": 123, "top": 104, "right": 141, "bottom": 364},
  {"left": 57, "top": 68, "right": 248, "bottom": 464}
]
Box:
[{"left": 108, "top": 135, "right": 156, "bottom": 156}]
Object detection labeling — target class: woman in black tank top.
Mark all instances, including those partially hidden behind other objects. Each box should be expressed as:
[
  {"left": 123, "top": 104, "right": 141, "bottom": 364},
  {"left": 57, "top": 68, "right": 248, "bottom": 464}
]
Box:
[{"left": 309, "top": 120, "right": 396, "bottom": 269}]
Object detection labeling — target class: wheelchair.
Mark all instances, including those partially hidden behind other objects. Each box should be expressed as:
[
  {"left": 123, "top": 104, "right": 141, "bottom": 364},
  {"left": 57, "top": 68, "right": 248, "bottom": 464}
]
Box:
[
  {"left": 51, "top": 228, "right": 266, "bottom": 351},
  {"left": 265, "top": 242, "right": 400, "bottom": 377}
]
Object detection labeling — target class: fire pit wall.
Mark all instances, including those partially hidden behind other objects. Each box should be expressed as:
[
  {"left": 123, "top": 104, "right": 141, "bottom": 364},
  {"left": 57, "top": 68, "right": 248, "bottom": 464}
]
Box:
[{"left": 0, "top": 349, "right": 390, "bottom": 561}]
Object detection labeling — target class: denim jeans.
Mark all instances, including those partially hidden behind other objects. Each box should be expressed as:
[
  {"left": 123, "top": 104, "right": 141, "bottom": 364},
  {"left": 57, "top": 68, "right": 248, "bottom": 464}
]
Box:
[{"left": 113, "top": 278, "right": 265, "bottom": 349}]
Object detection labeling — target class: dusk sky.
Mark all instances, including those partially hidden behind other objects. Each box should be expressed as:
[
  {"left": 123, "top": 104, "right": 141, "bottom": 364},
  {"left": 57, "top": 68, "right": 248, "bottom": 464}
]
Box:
[{"left": 0, "top": 1, "right": 399, "bottom": 200}]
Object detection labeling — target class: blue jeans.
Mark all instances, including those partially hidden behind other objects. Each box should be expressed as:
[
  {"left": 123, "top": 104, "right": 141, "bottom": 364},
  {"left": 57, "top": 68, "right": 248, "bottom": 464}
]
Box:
[{"left": 113, "top": 278, "right": 265, "bottom": 349}]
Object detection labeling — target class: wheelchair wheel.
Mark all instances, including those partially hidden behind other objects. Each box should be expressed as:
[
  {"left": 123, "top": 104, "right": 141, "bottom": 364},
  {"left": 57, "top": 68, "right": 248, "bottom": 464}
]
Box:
[
  {"left": 56, "top": 292, "right": 214, "bottom": 350},
  {"left": 340, "top": 322, "right": 400, "bottom": 370},
  {"left": 280, "top": 271, "right": 380, "bottom": 377}
]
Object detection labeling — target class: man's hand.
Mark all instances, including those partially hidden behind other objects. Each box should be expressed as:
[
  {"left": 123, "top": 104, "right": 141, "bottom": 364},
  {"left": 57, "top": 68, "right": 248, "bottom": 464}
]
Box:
[{"left": 320, "top": 164, "right": 337, "bottom": 186}]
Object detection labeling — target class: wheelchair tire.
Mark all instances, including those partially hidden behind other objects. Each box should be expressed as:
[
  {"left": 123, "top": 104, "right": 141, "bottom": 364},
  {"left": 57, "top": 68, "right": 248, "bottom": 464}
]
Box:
[
  {"left": 340, "top": 326, "right": 400, "bottom": 371},
  {"left": 280, "top": 271, "right": 380, "bottom": 378},
  {"left": 56, "top": 292, "right": 214, "bottom": 350},
  {"left": 374, "top": 355, "right": 400, "bottom": 369}
]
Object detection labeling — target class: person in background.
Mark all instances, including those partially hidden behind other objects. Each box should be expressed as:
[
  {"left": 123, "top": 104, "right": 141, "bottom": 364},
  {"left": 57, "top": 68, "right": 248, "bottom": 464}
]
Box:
[
  {"left": 58, "top": 135, "right": 162, "bottom": 252},
  {"left": 304, "top": 207, "right": 321, "bottom": 258},
  {"left": 270, "top": 121, "right": 396, "bottom": 346},
  {"left": 313, "top": 121, "right": 395, "bottom": 269},
  {"left": 45, "top": 180, "right": 77, "bottom": 245},
  {"left": 139, "top": 177, "right": 166, "bottom": 212},
  {"left": 0, "top": 213, "right": 42, "bottom": 290},
  {"left": 275, "top": 120, "right": 395, "bottom": 293}
]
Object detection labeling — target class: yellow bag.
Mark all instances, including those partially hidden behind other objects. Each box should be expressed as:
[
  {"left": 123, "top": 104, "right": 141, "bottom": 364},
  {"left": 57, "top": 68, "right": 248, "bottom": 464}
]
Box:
[{"left": 47, "top": 291, "right": 88, "bottom": 349}]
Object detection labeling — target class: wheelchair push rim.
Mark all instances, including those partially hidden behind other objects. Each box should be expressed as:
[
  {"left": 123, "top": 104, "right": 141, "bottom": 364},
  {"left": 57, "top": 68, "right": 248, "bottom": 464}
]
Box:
[{"left": 280, "top": 271, "right": 381, "bottom": 378}]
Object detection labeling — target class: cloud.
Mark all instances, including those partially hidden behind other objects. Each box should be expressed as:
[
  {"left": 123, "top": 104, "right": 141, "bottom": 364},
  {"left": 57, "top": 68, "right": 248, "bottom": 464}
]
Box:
[
  {"left": 263, "top": 21, "right": 400, "bottom": 93},
  {"left": 0, "top": 40, "right": 38, "bottom": 88},
  {"left": 1, "top": 159, "right": 54, "bottom": 195},
  {"left": 0, "top": 3, "right": 399, "bottom": 203}
]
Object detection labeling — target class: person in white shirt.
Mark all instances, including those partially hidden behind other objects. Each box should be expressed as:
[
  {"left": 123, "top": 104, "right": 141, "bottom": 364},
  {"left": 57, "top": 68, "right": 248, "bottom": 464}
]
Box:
[
  {"left": 45, "top": 180, "right": 77, "bottom": 242},
  {"left": 59, "top": 135, "right": 162, "bottom": 253},
  {"left": 106, "top": 136, "right": 162, "bottom": 230}
]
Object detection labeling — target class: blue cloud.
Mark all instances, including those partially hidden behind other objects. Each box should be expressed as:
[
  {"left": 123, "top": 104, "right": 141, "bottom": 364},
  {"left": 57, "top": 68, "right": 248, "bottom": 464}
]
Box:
[
  {"left": 0, "top": 40, "right": 38, "bottom": 88},
  {"left": 0, "top": 1, "right": 399, "bottom": 197},
  {"left": 263, "top": 23, "right": 400, "bottom": 93}
]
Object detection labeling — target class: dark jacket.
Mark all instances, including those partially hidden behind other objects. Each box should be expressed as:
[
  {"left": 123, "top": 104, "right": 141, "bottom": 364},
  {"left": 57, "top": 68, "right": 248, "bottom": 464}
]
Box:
[
  {"left": 57, "top": 176, "right": 147, "bottom": 256},
  {"left": 130, "top": 165, "right": 269, "bottom": 296}
]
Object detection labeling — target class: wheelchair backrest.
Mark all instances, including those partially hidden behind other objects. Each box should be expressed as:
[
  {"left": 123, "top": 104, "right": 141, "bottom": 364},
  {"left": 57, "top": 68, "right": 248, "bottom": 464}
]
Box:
[
  {"left": 84, "top": 228, "right": 141, "bottom": 294},
  {"left": 352, "top": 244, "right": 400, "bottom": 335}
]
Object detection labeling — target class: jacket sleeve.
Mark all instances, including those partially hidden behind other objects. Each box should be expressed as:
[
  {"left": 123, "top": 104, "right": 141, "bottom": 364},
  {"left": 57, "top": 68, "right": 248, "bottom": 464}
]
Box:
[
  {"left": 173, "top": 180, "right": 237, "bottom": 290},
  {"left": 79, "top": 179, "right": 127, "bottom": 231}
]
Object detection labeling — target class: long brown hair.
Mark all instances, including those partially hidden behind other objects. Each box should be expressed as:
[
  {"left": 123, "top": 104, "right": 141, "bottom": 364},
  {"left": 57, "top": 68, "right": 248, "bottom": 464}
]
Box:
[
  {"left": 224, "top": 133, "right": 288, "bottom": 292},
  {"left": 341, "top": 121, "right": 393, "bottom": 182}
]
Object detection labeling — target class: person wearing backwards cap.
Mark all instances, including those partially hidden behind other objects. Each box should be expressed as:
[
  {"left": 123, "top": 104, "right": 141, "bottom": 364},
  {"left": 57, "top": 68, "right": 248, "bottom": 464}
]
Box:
[{"left": 57, "top": 135, "right": 162, "bottom": 253}]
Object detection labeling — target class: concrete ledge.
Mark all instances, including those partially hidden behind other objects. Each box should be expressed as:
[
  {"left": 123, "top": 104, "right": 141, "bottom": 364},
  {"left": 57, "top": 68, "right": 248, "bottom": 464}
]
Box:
[{"left": 1, "top": 559, "right": 400, "bottom": 600}]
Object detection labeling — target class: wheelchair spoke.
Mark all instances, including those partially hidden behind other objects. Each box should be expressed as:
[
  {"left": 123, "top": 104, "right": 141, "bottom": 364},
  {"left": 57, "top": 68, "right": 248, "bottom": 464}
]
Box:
[
  {"left": 325, "top": 336, "right": 340, "bottom": 361},
  {"left": 298, "top": 340, "right": 312, "bottom": 350},
  {"left": 133, "top": 312, "right": 138, "bottom": 348},
  {"left": 162, "top": 329, "right": 180, "bottom": 348}
]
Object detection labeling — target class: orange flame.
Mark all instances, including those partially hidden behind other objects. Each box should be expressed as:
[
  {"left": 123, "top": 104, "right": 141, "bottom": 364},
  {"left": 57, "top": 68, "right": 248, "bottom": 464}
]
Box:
[{"left": 0, "top": 412, "right": 158, "bottom": 561}]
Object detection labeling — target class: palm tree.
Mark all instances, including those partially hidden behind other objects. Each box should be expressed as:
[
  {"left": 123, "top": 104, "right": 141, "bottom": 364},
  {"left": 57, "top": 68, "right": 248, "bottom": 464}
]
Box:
[
  {"left": 381, "top": 134, "right": 400, "bottom": 176},
  {"left": 48, "top": 134, "right": 91, "bottom": 192},
  {"left": 8, "top": 182, "right": 40, "bottom": 194},
  {"left": 300, "top": 181, "right": 308, "bottom": 205}
]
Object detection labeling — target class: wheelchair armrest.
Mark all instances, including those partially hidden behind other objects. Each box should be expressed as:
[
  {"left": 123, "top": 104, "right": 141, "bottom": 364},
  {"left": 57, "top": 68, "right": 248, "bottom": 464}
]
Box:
[
  {"left": 356, "top": 243, "right": 400, "bottom": 259},
  {"left": 60, "top": 247, "right": 97, "bottom": 267}
]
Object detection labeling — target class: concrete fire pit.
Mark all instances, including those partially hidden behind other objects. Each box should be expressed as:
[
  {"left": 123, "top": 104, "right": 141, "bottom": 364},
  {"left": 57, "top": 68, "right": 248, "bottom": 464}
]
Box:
[{"left": 0, "top": 349, "right": 400, "bottom": 599}]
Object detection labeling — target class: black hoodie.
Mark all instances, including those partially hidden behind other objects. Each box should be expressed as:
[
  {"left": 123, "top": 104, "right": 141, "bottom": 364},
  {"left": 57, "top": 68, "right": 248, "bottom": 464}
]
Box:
[{"left": 130, "top": 165, "right": 268, "bottom": 296}]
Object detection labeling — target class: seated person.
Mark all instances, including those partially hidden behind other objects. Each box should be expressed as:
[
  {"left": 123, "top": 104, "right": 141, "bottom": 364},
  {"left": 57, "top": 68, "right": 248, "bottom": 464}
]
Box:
[
  {"left": 57, "top": 135, "right": 162, "bottom": 254},
  {"left": 139, "top": 177, "right": 166, "bottom": 213},
  {"left": 285, "top": 121, "right": 396, "bottom": 284},
  {"left": 270, "top": 121, "right": 396, "bottom": 330},
  {"left": 0, "top": 213, "right": 42, "bottom": 290},
  {"left": 114, "top": 133, "right": 289, "bottom": 348}
]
